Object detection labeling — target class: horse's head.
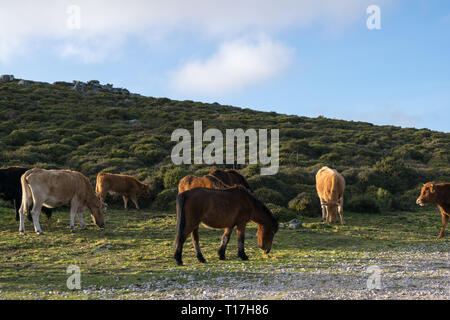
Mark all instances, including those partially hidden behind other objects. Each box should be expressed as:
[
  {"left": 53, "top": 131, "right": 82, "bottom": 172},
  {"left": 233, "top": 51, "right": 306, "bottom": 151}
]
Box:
[{"left": 256, "top": 207, "right": 279, "bottom": 253}]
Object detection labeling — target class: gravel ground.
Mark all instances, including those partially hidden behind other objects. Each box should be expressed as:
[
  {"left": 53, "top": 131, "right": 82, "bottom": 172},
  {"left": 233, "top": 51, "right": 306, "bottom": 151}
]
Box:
[{"left": 72, "top": 243, "right": 449, "bottom": 300}]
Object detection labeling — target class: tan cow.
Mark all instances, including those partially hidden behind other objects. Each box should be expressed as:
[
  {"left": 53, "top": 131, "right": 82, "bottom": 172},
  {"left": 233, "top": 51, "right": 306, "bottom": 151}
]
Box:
[
  {"left": 19, "top": 168, "right": 105, "bottom": 234},
  {"left": 315, "top": 166, "right": 346, "bottom": 225},
  {"left": 95, "top": 172, "right": 150, "bottom": 211}
]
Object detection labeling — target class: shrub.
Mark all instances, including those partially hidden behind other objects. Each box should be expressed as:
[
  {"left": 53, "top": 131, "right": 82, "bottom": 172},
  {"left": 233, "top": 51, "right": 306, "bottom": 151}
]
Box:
[
  {"left": 392, "top": 187, "right": 421, "bottom": 211},
  {"left": 6, "top": 129, "right": 39, "bottom": 146},
  {"left": 152, "top": 188, "right": 177, "bottom": 212},
  {"left": 266, "top": 203, "right": 297, "bottom": 222},
  {"left": 365, "top": 186, "right": 393, "bottom": 210},
  {"left": 163, "top": 167, "right": 188, "bottom": 189},
  {"left": 247, "top": 175, "right": 295, "bottom": 201},
  {"left": 346, "top": 196, "right": 380, "bottom": 213},
  {"left": 288, "top": 192, "right": 320, "bottom": 217},
  {"left": 254, "top": 188, "right": 285, "bottom": 206}
]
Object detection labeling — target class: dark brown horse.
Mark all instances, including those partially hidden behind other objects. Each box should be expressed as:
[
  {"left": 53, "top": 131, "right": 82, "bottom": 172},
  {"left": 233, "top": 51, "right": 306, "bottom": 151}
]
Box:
[
  {"left": 178, "top": 174, "right": 229, "bottom": 193},
  {"left": 209, "top": 169, "right": 253, "bottom": 192},
  {"left": 174, "top": 185, "right": 278, "bottom": 265}
]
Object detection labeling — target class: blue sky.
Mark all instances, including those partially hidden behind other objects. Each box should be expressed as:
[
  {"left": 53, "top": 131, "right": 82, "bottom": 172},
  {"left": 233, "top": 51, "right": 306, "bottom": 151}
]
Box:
[{"left": 1, "top": 0, "right": 449, "bottom": 132}]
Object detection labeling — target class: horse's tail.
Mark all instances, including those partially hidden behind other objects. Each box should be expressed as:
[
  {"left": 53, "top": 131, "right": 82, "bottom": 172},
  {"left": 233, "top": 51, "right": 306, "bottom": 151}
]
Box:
[
  {"left": 174, "top": 192, "right": 187, "bottom": 246},
  {"left": 20, "top": 169, "right": 34, "bottom": 216}
]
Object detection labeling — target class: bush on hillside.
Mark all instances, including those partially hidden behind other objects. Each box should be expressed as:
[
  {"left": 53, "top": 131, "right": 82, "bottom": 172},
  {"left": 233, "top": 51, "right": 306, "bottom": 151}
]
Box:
[
  {"left": 346, "top": 196, "right": 380, "bottom": 213},
  {"left": 152, "top": 188, "right": 177, "bottom": 212},
  {"left": 254, "top": 188, "right": 285, "bottom": 206},
  {"left": 288, "top": 192, "right": 321, "bottom": 217},
  {"left": 163, "top": 167, "right": 188, "bottom": 189}
]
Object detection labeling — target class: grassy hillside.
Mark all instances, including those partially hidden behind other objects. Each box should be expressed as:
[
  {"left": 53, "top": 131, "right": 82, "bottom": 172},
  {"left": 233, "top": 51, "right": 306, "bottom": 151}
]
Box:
[{"left": 0, "top": 78, "right": 449, "bottom": 218}]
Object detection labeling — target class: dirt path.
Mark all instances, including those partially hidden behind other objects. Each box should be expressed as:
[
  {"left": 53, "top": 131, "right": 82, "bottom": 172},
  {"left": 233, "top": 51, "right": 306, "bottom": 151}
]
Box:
[{"left": 75, "top": 243, "right": 449, "bottom": 300}]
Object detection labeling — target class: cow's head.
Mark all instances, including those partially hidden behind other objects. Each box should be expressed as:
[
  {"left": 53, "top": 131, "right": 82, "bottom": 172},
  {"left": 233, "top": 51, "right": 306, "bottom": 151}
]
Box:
[
  {"left": 322, "top": 202, "right": 338, "bottom": 223},
  {"left": 416, "top": 182, "right": 437, "bottom": 206},
  {"left": 90, "top": 201, "right": 106, "bottom": 229},
  {"left": 140, "top": 183, "right": 151, "bottom": 198}
]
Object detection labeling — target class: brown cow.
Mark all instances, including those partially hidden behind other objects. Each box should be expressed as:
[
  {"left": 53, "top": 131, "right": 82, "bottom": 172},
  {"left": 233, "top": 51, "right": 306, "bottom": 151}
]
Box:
[
  {"left": 95, "top": 172, "right": 150, "bottom": 211},
  {"left": 315, "top": 166, "right": 346, "bottom": 225},
  {"left": 416, "top": 182, "right": 450, "bottom": 239},
  {"left": 178, "top": 174, "right": 229, "bottom": 194},
  {"left": 209, "top": 169, "right": 253, "bottom": 192},
  {"left": 19, "top": 168, "right": 105, "bottom": 234}
]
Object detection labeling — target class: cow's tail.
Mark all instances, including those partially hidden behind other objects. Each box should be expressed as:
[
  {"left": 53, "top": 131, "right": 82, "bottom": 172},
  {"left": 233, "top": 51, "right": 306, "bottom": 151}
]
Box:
[
  {"left": 95, "top": 173, "right": 102, "bottom": 195},
  {"left": 174, "top": 192, "right": 187, "bottom": 247},
  {"left": 20, "top": 170, "right": 34, "bottom": 216}
]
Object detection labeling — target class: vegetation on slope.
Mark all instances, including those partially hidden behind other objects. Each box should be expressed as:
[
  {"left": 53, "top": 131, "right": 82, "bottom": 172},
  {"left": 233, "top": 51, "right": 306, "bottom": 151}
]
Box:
[{"left": 0, "top": 79, "right": 449, "bottom": 219}]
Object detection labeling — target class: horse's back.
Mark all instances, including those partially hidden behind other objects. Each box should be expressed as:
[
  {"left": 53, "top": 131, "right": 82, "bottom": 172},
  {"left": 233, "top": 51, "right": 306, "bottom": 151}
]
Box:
[{"left": 178, "top": 187, "right": 250, "bottom": 230}]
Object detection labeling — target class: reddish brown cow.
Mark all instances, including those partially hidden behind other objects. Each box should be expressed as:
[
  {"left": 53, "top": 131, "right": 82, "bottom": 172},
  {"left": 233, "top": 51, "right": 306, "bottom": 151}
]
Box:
[
  {"left": 96, "top": 172, "right": 150, "bottom": 211},
  {"left": 178, "top": 174, "right": 229, "bottom": 194},
  {"left": 416, "top": 182, "right": 450, "bottom": 239}
]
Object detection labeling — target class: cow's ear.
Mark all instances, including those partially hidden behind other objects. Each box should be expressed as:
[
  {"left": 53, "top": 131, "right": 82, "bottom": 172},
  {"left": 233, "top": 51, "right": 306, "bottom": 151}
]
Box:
[{"left": 430, "top": 183, "right": 435, "bottom": 193}]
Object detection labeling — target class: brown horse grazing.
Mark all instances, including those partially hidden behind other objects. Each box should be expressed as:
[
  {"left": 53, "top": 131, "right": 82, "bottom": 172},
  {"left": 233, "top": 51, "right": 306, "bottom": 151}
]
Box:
[
  {"left": 209, "top": 169, "right": 253, "bottom": 192},
  {"left": 174, "top": 185, "right": 278, "bottom": 266},
  {"left": 178, "top": 174, "right": 229, "bottom": 193}
]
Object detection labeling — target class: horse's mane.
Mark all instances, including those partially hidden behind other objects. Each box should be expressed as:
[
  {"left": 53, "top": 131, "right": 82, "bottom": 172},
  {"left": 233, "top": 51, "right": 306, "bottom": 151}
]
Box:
[
  {"left": 226, "top": 170, "right": 253, "bottom": 192},
  {"left": 232, "top": 185, "right": 278, "bottom": 228},
  {"left": 204, "top": 174, "right": 229, "bottom": 189}
]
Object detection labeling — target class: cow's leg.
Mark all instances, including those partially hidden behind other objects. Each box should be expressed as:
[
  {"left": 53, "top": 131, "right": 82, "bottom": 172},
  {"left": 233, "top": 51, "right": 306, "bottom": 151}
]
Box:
[
  {"left": 77, "top": 209, "right": 87, "bottom": 230},
  {"left": 236, "top": 224, "right": 248, "bottom": 261},
  {"left": 437, "top": 212, "right": 449, "bottom": 239},
  {"left": 69, "top": 204, "right": 79, "bottom": 232},
  {"left": 130, "top": 194, "right": 140, "bottom": 210},
  {"left": 218, "top": 227, "right": 233, "bottom": 260},
  {"left": 122, "top": 195, "right": 128, "bottom": 211},
  {"left": 14, "top": 199, "right": 19, "bottom": 221},
  {"left": 338, "top": 198, "right": 345, "bottom": 225},
  {"left": 191, "top": 227, "right": 206, "bottom": 263},
  {"left": 18, "top": 203, "right": 26, "bottom": 234},
  {"left": 30, "top": 202, "right": 43, "bottom": 235},
  {"left": 320, "top": 199, "right": 327, "bottom": 222}
]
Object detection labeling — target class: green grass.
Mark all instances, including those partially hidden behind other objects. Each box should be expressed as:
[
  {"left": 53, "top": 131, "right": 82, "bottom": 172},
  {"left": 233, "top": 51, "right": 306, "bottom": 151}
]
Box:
[{"left": 0, "top": 205, "right": 447, "bottom": 299}]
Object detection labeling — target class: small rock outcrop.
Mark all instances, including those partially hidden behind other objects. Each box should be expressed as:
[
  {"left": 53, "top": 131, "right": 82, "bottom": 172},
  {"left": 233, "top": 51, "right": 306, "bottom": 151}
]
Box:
[
  {"left": 0, "top": 74, "right": 14, "bottom": 82},
  {"left": 71, "top": 79, "right": 130, "bottom": 95}
]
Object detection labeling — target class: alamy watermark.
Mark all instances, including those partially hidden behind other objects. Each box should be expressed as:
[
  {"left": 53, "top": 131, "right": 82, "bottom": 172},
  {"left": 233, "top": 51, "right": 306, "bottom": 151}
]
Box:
[
  {"left": 171, "top": 121, "right": 279, "bottom": 175},
  {"left": 66, "top": 5, "right": 81, "bottom": 30},
  {"left": 66, "top": 265, "right": 81, "bottom": 290},
  {"left": 366, "top": 265, "right": 382, "bottom": 290},
  {"left": 366, "top": 5, "right": 381, "bottom": 30}
]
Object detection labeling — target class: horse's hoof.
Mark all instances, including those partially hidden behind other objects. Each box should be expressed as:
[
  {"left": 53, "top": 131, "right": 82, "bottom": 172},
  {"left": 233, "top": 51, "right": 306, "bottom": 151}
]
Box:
[
  {"left": 176, "top": 261, "right": 183, "bottom": 266},
  {"left": 36, "top": 231, "right": 43, "bottom": 235},
  {"left": 197, "top": 256, "right": 207, "bottom": 263},
  {"left": 19, "top": 231, "right": 26, "bottom": 235},
  {"left": 70, "top": 228, "right": 76, "bottom": 233},
  {"left": 218, "top": 255, "right": 226, "bottom": 260},
  {"left": 239, "top": 254, "right": 249, "bottom": 261}
]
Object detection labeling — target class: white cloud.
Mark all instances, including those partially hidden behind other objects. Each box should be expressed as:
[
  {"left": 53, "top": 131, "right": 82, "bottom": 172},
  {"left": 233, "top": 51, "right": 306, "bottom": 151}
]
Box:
[
  {"left": 170, "top": 37, "right": 294, "bottom": 95},
  {"left": 0, "top": 0, "right": 392, "bottom": 63}
]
